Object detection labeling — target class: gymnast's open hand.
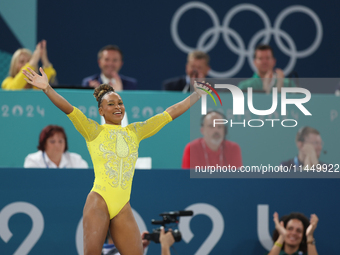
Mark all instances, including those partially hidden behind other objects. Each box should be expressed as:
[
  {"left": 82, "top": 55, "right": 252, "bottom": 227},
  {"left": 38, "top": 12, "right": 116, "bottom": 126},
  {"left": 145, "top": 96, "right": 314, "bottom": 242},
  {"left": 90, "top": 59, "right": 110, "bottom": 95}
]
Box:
[
  {"left": 194, "top": 80, "right": 213, "bottom": 98},
  {"left": 23, "top": 67, "right": 49, "bottom": 90}
]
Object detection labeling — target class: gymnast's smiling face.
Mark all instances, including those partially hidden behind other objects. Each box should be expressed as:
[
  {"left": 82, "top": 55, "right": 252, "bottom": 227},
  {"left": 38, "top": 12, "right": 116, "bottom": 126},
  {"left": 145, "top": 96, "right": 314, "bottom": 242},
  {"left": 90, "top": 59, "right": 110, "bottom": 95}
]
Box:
[{"left": 99, "top": 92, "right": 125, "bottom": 125}]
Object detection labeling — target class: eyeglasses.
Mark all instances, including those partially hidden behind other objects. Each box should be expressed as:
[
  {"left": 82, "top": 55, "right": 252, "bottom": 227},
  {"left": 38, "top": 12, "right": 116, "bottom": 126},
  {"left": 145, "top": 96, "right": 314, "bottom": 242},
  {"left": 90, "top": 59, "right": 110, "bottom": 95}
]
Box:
[{"left": 304, "top": 140, "right": 323, "bottom": 147}]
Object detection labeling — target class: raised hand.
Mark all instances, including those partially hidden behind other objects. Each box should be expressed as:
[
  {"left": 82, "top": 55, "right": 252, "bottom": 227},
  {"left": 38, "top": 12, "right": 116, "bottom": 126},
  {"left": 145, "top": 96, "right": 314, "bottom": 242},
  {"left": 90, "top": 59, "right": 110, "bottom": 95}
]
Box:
[
  {"left": 110, "top": 72, "right": 123, "bottom": 91},
  {"left": 275, "top": 68, "right": 285, "bottom": 92},
  {"left": 273, "top": 212, "right": 287, "bottom": 237},
  {"left": 23, "top": 67, "right": 49, "bottom": 90},
  {"left": 89, "top": 80, "right": 101, "bottom": 88},
  {"left": 40, "top": 40, "right": 51, "bottom": 68},
  {"left": 29, "top": 42, "right": 42, "bottom": 67},
  {"left": 306, "top": 214, "right": 318, "bottom": 237},
  {"left": 159, "top": 227, "right": 175, "bottom": 248},
  {"left": 193, "top": 80, "right": 213, "bottom": 98}
]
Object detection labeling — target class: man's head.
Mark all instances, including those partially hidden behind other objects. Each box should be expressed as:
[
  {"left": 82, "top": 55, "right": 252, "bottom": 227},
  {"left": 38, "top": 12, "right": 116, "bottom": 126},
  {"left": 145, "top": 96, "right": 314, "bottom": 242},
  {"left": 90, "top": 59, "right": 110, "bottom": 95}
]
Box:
[
  {"left": 253, "top": 44, "right": 276, "bottom": 76},
  {"left": 97, "top": 45, "right": 124, "bottom": 78},
  {"left": 296, "top": 126, "right": 323, "bottom": 158},
  {"left": 186, "top": 51, "right": 210, "bottom": 79},
  {"left": 201, "top": 111, "right": 227, "bottom": 147}
]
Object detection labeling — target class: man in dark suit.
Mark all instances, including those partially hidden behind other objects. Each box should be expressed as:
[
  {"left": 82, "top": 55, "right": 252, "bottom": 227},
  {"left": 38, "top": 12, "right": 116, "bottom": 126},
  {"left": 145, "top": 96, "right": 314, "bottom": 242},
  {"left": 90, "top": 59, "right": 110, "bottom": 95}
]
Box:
[
  {"left": 162, "top": 51, "right": 210, "bottom": 92},
  {"left": 82, "top": 45, "right": 137, "bottom": 91}
]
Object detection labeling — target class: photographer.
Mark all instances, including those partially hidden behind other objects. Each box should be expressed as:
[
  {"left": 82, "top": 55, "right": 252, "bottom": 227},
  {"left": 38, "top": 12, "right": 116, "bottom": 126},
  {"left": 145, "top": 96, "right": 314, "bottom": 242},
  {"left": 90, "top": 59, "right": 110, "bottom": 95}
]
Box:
[
  {"left": 102, "top": 228, "right": 174, "bottom": 255},
  {"left": 159, "top": 227, "right": 175, "bottom": 255}
]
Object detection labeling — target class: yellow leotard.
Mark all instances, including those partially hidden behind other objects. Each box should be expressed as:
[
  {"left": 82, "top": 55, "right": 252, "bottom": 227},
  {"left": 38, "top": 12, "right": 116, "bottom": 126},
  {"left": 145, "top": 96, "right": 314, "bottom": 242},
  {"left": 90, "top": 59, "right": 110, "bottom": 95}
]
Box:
[{"left": 67, "top": 107, "right": 172, "bottom": 219}]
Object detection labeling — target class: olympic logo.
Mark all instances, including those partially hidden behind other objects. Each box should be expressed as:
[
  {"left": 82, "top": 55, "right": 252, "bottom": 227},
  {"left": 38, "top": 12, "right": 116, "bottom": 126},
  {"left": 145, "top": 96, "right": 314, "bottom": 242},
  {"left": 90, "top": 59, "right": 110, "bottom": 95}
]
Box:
[{"left": 171, "top": 2, "right": 323, "bottom": 78}]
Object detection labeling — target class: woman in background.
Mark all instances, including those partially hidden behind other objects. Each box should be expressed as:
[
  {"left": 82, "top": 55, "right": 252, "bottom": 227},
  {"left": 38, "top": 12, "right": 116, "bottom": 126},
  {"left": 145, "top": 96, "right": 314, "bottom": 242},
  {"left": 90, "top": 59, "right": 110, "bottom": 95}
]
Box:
[
  {"left": 2, "top": 40, "right": 56, "bottom": 90},
  {"left": 268, "top": 212, "right": 319, "bottom": 255},
  {"left": 24, "top": 125, "right": 88, "bottom": 168}
]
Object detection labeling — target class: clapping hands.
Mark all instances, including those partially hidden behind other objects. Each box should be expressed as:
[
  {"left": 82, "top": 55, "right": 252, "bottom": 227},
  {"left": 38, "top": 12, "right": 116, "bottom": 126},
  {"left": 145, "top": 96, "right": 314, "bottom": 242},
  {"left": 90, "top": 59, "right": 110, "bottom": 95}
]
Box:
[
  {"left": 273, "top": 212, "right": 287, "bottom": 238},
  {"left": 306, "top": 214, "right": 318, "bottom": 237}
]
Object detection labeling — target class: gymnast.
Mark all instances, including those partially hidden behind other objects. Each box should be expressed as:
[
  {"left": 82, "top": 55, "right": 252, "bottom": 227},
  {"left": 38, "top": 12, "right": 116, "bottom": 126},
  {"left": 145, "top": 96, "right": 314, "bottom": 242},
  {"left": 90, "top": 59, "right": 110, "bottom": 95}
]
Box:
[{"left": 22, "top": 66, "right": 210, "bottom": 255}]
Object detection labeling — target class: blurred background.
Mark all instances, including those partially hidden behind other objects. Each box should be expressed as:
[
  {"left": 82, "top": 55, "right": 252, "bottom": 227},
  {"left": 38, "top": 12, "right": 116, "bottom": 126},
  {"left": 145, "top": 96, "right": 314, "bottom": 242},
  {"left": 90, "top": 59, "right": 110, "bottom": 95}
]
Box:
[{"left": 0, "top": 0, "right": 339, "bottom": 254}]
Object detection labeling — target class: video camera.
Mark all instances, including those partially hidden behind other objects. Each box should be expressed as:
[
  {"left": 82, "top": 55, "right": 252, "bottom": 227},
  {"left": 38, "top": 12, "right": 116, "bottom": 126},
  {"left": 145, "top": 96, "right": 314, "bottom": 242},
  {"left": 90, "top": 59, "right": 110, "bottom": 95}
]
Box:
[{"left": 144, "top": 210, "right": 193, "bottom": 243}]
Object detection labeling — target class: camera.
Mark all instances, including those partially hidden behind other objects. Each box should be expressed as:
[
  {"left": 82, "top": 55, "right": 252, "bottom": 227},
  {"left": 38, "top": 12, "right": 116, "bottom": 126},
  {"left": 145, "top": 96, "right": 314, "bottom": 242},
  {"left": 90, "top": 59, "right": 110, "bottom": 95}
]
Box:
[{"left": 143, "top": 210, "right": 193, "bottom": 243}]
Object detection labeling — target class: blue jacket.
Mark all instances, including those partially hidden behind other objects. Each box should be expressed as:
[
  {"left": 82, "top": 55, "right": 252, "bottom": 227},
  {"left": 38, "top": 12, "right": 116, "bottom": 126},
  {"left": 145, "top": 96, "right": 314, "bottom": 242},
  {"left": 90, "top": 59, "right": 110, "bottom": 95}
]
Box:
[{"left": 81, "top": 73, "right": 137, "bottom": 90}]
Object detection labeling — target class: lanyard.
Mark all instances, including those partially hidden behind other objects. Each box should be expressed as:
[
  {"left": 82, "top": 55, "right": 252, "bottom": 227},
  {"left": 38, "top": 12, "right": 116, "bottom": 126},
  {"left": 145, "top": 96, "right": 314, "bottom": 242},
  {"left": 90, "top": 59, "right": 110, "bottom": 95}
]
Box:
[
  {"left": 42, "top": 152, "right": 49, "bottom": 168},
  {"left": 43, "top": 152, "right": 66, "bottom": 168},
  {"left": 294, "top": 156, "right": 300, "bottom": 168},
  {"left": 201, "top": 140, "right": 224, "bottom": 166}
]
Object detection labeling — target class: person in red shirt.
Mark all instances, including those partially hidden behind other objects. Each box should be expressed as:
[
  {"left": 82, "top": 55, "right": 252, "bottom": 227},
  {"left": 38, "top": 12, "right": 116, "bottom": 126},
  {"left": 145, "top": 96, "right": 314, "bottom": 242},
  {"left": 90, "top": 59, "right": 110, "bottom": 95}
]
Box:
[{"left": 182, "top": 111, "right": 242, "bottom": 169}]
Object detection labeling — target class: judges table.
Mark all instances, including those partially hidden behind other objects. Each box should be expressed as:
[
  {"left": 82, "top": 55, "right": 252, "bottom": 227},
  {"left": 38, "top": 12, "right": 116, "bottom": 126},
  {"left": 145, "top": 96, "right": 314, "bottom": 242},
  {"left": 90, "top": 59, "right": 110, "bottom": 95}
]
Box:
[{"left": 0, "top": 168, "right": 339, "bottom": 255}]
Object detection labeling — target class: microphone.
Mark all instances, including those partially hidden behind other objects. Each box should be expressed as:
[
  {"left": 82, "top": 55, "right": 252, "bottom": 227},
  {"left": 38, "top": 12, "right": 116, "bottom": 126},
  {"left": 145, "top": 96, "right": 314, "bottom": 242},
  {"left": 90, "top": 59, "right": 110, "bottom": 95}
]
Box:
[{"left": 160, "top": 210, "right": 194, "bottom": 217}]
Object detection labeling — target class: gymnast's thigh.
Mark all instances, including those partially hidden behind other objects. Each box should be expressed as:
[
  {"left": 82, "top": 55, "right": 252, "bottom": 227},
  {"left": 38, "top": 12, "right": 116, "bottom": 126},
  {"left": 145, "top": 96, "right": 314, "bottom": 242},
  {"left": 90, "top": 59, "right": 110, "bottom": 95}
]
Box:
[
  {"left": 109, "top": 202, "right": 143, "bottom": 255},
  {"left": 83, "top": 191, "right": 110, "bottom": 255}
]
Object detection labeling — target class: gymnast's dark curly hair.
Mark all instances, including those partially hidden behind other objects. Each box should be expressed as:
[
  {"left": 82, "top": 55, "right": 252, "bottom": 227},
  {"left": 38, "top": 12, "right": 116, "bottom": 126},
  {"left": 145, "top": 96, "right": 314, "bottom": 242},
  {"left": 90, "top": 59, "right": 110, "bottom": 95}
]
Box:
[
  {"left": 93, "top": 84, "right": 115, "bottom": 108},
  {"left": 272, "top": 212, "right": 310, "bottom": 253}
]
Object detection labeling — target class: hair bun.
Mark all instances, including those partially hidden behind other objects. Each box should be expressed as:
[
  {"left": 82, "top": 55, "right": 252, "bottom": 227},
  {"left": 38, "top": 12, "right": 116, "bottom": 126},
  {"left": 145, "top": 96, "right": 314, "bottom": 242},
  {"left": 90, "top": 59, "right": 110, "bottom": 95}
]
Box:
[{"left": 93, "top": 84, "right": 115, "bottom": 102}]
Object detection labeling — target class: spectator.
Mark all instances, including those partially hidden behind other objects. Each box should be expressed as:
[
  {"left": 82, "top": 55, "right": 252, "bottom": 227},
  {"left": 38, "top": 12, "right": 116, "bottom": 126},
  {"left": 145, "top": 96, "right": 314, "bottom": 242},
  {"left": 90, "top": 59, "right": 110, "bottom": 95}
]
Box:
[
  {"left": 268, "top": 212, "right": 318, "bottom": 255},
  {"left": 238, "top": 44, "right": 295, "bottom": 94},
  {"left": 81, "top": 45, "right": 137, "bottom": 91},
  {"left": 2, "top": 40, "right": 56, "bottom": 90},
  {"left": 162, "top": 51, "right": 210, "bottom": 92},
  {"left": 24, "top": 125, "right": 88, "bottom": 168},
  {"left": 281, "top": 127, "right": 326, "bottom": 170},
  {"left": 182, "top": 111, "right": 242, "bottom": 169}
]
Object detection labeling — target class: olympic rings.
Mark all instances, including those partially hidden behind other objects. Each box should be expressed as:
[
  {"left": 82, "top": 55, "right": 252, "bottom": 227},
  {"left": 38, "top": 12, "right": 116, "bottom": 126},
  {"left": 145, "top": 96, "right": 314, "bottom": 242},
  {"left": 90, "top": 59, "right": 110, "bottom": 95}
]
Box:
[{"left": 171, "top": 2, "right": 323, "bottom": 78}]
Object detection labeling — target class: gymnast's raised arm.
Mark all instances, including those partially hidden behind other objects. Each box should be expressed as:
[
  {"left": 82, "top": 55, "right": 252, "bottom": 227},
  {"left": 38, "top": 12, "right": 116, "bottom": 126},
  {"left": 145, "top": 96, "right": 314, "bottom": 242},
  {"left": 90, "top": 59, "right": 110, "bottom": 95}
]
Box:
[
  {"left": 23, "top": 67, "right": 73, "bottom": 114},
  {"left": 165, "top": 81, "right": 211, "bottom": 120}
]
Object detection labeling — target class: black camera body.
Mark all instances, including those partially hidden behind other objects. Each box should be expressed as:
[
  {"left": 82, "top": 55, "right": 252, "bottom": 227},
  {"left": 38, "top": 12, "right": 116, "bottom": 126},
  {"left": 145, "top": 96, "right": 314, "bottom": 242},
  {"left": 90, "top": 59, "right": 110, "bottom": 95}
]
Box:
[
  {"left": 143, "top": 210, "right": 193, "bottom": 243},
  {"left": 144, "top": 229, "right": 181, "bottom": 243}
]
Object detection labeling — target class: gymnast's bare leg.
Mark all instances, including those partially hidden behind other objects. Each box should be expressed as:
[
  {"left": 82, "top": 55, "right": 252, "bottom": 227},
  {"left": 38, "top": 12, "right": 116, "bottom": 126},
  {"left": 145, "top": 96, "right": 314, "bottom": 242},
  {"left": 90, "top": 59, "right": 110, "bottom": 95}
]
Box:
[{"left": 109, "top": 202, "right": 143, "bottom": 255}]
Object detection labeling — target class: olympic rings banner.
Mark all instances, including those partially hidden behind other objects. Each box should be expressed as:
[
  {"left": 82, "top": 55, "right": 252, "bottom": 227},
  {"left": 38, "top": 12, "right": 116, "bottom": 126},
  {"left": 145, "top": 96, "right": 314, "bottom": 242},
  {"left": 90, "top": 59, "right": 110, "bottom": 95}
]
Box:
[
  {"left": 0, "top": 0, "right": 339, "bottom": 91},
  {"left": 0, "top": 169, "right": 339, "bottom": 254},
  {"left": 171, "top": 2, "right": 322, "bottom": 78}
]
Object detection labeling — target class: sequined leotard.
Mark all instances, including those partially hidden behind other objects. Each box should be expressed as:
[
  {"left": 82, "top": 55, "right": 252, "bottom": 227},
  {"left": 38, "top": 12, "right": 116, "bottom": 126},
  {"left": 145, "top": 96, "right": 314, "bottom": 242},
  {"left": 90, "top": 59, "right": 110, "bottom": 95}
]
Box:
[{"left": 67, "top": 107, "right": 172, "bottom": 219}]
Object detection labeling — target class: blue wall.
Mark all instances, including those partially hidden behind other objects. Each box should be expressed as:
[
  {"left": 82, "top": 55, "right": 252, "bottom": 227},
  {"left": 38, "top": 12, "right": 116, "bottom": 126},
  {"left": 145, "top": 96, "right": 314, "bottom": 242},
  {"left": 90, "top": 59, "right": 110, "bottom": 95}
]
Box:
[{"left": 0, "top": 169, "right": 339, "bottom": 255}]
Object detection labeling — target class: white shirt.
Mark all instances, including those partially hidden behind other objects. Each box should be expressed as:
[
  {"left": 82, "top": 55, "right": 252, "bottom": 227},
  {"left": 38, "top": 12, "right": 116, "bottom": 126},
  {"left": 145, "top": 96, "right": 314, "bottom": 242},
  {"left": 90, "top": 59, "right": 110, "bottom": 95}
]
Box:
[
  {"left": 100, "top": 73, "right": 116, "bottom": 85},
  {"left": 24, "top": 151, "right": 89, "bottom": 168}
]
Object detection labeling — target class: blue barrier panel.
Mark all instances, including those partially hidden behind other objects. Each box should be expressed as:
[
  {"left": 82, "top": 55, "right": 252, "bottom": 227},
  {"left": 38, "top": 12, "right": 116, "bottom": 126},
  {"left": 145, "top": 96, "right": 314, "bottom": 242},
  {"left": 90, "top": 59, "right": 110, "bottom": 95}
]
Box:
[{"left": 0, "top": 168, "right": 339, "bottom": 254}]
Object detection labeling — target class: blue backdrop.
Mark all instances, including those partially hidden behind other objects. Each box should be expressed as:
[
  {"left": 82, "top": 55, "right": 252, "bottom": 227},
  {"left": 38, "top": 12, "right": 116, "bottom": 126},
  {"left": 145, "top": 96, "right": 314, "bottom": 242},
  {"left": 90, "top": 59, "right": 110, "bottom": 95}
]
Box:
[{"left": 0, "top": 169, "right": 339, "bottom": 255}]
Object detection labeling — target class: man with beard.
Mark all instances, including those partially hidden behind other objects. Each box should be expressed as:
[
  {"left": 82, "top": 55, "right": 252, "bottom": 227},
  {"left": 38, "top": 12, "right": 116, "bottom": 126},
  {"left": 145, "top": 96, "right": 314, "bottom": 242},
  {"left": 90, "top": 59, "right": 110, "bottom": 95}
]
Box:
[{"left": 182, "top": 111, "right": 242, "bottom": 169}]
